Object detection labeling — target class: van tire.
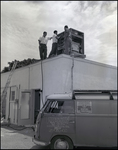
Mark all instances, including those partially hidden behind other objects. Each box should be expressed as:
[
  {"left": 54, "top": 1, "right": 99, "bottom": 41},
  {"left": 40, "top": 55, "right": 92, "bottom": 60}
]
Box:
[{"left": 50, "top": 135, "right": 74, "bottom": 149}]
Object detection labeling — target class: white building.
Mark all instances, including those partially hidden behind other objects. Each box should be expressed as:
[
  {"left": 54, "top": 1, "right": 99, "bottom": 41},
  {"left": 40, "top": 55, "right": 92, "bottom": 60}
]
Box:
[{"left": 1, "top": 54, "right": 117, "bottom": 125}]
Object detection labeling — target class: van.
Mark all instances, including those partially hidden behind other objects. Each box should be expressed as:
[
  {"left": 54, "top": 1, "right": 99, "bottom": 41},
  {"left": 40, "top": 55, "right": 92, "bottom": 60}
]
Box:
[{"left": 33, "top": 90, "right": 117, "bottom": 149}]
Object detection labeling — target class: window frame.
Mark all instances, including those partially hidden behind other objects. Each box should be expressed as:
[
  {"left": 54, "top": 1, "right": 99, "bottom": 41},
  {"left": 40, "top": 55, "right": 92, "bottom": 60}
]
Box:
[
  {"left": 10, "top": 90, "right": 15, "bottom": 101},
  {"left": 44, "top": 99, "right": 75, "bottom": 114}
]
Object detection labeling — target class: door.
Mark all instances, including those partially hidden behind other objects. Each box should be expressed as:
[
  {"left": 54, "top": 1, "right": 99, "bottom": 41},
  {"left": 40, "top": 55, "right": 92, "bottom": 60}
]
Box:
[
  {"left": 8, "top": 86, "right": 18, "bottom": 124},
  {"left": 18, "top": 90, "right": 33, "bottom": 125},
  {"left": 34, "top": 90, "right": 40, "bottom": 123},
  {"left": 39, "top": 100, "right": 75, "bottom": 142}
]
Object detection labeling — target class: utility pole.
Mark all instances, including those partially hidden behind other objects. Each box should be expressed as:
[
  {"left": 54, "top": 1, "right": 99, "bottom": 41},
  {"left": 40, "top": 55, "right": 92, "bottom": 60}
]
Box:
[{"left": 71, "top": 52, "right": 74, "bottom": 98}]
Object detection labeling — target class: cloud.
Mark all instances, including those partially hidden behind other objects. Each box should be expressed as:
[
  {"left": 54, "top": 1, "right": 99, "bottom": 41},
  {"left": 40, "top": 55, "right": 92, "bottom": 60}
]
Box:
[{"left": 1, "top": 1, "right": 117, "bottom": 70}]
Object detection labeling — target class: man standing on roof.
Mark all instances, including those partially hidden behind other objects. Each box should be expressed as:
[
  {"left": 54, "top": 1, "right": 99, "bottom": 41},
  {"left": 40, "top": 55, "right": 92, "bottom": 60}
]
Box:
[
  {"left": 38, "top": 31, "right": 52, "bottom": 60},
  {"left": 64, "top": 25, "right": 72, "bottom": 55},
  {"left": 49, "top": 30, "right": 59, "bottom": 58}
]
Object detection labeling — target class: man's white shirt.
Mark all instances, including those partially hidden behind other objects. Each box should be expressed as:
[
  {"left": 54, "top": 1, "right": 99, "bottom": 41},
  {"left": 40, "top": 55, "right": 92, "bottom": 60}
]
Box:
[
  {"left": 39, "top": 36, "right": 51, "bottom": 45},
  {"left": 52, "top": 34, "right": 58, "bottom": 43}
]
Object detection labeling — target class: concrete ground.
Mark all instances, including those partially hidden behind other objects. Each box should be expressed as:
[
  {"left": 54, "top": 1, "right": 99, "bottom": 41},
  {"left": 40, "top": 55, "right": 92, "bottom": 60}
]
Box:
[
  {"left": 1, "top": 124, "right": 117, "bottom": 149},
  {"left": 1, "top": 125, "right": 49, "bottom": 149}
]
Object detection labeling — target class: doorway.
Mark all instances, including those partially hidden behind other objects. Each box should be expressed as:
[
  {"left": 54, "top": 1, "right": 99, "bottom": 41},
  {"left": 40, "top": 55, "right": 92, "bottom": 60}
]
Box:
[
  {"left": 34, "top": 89, "right": 40, "bottom": 123},
  {"left": 18, "top": 90, "right": 33, "bottom": 125}
]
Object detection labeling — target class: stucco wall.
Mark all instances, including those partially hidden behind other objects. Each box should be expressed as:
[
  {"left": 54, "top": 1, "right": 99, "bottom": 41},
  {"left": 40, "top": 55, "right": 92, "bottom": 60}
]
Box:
[
  {"left": 73, "top": 58, "right": 117, "bottom": 90},
  {"left": 1, "top": 54, "right": 117, "bottom": 124},
  {"left": 41, "top": 55, "right": 117, "bottom": 106},
  {"left": 29, "top": 63, "right": 42, "bottom": 89},
  {"left": 2, "top": 55, "right": 116, "bottom": 93}
]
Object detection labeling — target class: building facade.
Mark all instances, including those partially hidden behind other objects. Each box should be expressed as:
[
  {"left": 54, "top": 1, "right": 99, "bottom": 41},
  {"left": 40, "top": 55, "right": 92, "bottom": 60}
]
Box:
[{"left": 1, "top": 54, "right": 117, "bottom": 125}]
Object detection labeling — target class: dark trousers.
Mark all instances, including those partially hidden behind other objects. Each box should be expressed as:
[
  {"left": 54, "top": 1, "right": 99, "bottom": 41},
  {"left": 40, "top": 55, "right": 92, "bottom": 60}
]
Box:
[
  {"left": 64, "top": 38, "right": 72, "bottom": 55},
  {"left": 39, "top": 44, "right": 47, "bottom": 60},
  {"left": 49, "top": 43, "right": 57, "bottom": 57}
]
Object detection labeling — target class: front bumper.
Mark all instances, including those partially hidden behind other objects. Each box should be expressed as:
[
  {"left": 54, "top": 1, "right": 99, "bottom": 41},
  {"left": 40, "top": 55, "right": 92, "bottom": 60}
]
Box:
[{"left": 32, "top": 136, "right": 50, "bottom": 146}]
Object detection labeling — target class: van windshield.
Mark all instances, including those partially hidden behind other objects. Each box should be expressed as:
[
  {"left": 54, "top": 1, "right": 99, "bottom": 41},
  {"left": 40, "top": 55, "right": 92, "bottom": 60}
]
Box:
[{"left": 44, "top": 100, "right": 74, "bottom": 114}]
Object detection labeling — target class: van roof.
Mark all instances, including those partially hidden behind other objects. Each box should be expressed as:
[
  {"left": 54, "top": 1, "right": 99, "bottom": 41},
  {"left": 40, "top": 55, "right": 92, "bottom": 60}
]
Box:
[
  {"left": 47, "top": 93, "right": 72, "bottom": 99},
  {"left": 46, "top": 90, "right": 118, "bottom": 100}
]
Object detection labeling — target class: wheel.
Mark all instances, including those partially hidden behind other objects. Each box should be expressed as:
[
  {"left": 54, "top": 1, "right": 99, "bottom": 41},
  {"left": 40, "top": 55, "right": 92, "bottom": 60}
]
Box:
[{"left": 50, "top": 135, "right": 74, "bottom": 149}]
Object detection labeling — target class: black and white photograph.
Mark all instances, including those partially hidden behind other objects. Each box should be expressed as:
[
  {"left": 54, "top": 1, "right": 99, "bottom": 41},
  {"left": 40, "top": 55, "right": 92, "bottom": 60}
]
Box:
[{"left": 1, "top": 1, "right": 117, "bottom": 149}]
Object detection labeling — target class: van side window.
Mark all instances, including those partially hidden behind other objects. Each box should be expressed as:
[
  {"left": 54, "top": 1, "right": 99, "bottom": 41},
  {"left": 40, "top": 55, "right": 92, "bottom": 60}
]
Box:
[{"left": 44, "top": 100, "right": 74, "bottom": 114}]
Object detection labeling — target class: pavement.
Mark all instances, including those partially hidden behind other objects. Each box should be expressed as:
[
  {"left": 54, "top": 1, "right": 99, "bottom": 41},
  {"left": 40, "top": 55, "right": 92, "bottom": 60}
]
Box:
[{"left": 1, "top": 121, "right": 50, "bottom": 149}]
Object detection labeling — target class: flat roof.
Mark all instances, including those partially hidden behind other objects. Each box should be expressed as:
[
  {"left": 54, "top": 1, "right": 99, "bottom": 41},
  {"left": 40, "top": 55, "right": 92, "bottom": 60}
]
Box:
[
  {"left": 34, "top": 54, "right": 117, "bottom": 69},
  {"left": 1, "top": 54, "right": 117, "bottom": 75}
]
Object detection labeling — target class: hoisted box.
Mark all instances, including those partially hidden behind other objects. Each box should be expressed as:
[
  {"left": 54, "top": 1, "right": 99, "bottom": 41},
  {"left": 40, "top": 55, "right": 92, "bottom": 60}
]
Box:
[{"left": 57, "top": 28, "right": 86, "bottom": 58}]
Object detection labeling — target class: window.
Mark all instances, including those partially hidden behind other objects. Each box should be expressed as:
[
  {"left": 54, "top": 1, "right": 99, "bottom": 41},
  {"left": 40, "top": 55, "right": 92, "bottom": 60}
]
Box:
[
  {"left": 44, "top": 100, "right": 74, "bottom": 114},
  {"left": 11, "top": 91, "right": 15, "bottom": 101}
]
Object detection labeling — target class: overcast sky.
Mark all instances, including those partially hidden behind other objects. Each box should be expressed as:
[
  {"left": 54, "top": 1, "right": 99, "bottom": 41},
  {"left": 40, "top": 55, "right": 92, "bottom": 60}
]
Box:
[{"left": 1, "top": 1, "right": 117, "bottom": 70}]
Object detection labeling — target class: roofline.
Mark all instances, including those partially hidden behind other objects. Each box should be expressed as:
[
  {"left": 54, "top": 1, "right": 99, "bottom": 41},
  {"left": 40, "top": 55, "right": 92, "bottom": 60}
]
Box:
[
  {"left": 1, "top": 54, "right": 117, "bottom": 74},
  {"left": 43, "top": 54, "right": 117, "bottom": 69},
  {"left": 30, "top": 54, "right": 117, "bottom": 69}
]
